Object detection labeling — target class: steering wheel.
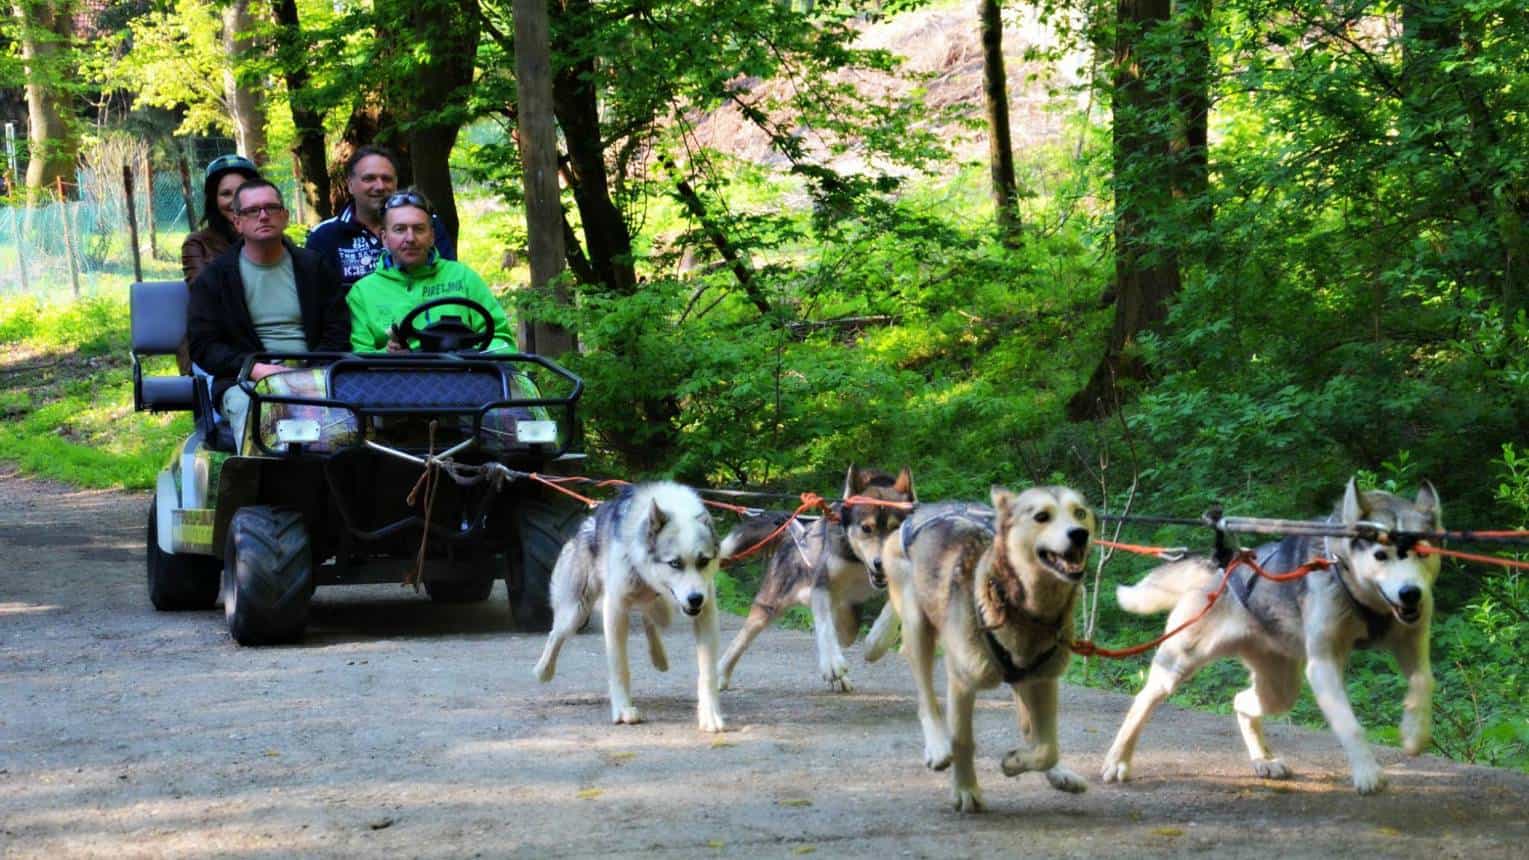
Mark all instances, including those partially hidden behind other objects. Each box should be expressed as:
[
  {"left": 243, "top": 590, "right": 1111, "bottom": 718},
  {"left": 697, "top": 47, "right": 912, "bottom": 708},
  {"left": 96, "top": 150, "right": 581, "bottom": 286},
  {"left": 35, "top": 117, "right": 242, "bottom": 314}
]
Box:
[{"left": 394, "top": 297, "right": 495, "bottom": 353}]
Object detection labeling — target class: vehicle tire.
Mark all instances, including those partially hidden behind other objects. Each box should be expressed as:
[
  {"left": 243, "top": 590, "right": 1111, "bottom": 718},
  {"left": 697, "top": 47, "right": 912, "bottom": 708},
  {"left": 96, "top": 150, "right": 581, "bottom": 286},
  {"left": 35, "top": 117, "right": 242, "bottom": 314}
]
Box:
[
  {"left": 223, "top": 506, "right": 314, "bottom": 646},
  {"left": 146, "top": 501, "right": 220, "bottom": 611},
  {"left": 512, "top": 494, "right": 587, "bottom": 631}
]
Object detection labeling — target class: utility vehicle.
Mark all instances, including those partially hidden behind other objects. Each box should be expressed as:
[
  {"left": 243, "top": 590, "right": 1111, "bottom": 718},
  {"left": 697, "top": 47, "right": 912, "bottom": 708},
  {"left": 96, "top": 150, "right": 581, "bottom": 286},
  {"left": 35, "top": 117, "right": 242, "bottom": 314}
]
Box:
[{"left": 131, "top": 282, "right": 586, "bottom": 644}]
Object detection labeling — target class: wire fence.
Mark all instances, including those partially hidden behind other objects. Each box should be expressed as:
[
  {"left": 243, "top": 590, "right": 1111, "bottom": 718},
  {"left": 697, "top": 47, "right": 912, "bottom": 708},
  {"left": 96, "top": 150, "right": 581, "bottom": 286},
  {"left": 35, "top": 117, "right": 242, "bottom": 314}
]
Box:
[{"left": 0, "top": 134, "right": 297, "bottom": 298}]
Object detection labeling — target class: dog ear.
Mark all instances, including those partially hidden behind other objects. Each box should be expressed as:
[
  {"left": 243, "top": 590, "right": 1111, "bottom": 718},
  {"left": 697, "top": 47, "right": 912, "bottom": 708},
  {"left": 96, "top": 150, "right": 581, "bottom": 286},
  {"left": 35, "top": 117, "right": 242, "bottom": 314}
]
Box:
[
  {"left": 843, "top": 464, "right": 862, "bottom": 500},
  {"left": 990, "top": 485, "right": 1015, "bottom": 516},
  {"left": 1415, "top": 480, "right": 1442, "bottom": 529},
  {"left": 894, "top": 466, "right": 916, "bottom": 502},
  {"left": 648, "top": 500, "right": 669, "bottom": 542},
  {"left": 1341, "top": 477, "right": 1365, "bottom": 525}
]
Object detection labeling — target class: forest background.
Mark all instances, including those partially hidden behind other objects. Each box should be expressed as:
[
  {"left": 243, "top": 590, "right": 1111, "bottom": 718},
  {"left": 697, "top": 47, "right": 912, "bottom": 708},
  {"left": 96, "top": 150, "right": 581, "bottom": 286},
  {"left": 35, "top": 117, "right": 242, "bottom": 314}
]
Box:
[{"left": 0, "top": 0, "right": 1523, "bottom": 772}]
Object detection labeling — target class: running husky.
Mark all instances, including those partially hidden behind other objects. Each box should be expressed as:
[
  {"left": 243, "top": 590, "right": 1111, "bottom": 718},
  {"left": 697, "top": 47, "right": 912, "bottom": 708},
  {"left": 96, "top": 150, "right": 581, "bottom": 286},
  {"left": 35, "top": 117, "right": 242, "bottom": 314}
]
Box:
[
  {"left": 882, "top": 486, "right": 1096, "bottom": 812},
  {"left": 717, "top": 466, "right": 915, "bottom": 692},
  {"left": 1100, "top": 479, "right": 1442, "bottom": 794},
  {"left": 532, "top": 481, "right": 726, "bottom": 733}
]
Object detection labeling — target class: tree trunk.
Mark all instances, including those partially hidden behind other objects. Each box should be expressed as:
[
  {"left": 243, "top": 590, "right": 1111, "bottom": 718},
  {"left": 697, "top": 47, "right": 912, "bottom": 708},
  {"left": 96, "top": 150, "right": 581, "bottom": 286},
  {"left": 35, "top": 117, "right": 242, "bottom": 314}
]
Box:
[
  {"left": 270, "top": 0, "right": 331, "bottom": 222},
  {"left": 401, "top": 0, "right": 480, "bottom": 248},
  {"left": 1172, "top": 0, "right": 1209, "bottom": 230},
  {"left": 221, "top": 0, "right": 267, "bottom": 163},
  {"left": 513, "top": 0, "right": 576, "bottom": 356},
  {"left": 11, "top": 0, "right": 77, "bottom": 196},
  {"left": 552, "top": 0, "right": 635, "bottom": 296},
  {"left": 979, "top": 0, "right": 1020, "bottom": 244},
  {"left": 1068, "top": 0, "right": 1182, "bottom": 421}
]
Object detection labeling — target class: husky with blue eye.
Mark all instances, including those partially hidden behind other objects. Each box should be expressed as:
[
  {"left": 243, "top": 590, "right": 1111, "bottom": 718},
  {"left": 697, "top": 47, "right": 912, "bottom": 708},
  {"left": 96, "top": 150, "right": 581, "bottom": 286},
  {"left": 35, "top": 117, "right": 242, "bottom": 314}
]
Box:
[
  {"left": 1101, "top": 479, "right": 1442, "bottom": 795},
  {"left": 533, "top": 481, "right": 725, "bottom": 732}
]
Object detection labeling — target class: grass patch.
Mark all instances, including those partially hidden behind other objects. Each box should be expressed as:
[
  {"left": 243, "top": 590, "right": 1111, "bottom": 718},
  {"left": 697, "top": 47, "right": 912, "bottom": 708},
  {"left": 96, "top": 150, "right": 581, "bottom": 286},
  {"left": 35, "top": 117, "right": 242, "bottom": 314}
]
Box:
[{"left": 0, "top": 292, "right": 191, "bottom": 490}]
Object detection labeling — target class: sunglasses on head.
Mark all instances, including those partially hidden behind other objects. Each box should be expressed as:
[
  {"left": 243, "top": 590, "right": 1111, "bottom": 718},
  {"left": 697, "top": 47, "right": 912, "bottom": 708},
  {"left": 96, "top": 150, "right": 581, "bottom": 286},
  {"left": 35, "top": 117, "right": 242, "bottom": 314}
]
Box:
[{"left": 383, "top": 191, "right": 432, "bottom": 214}]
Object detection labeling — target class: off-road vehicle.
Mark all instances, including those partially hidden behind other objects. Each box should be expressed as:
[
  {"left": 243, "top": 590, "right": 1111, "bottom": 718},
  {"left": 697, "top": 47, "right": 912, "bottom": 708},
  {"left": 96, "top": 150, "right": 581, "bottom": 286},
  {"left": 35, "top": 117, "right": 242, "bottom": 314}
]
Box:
[{"left": 131, "top": 282, "right": 586, "bottom": 644}]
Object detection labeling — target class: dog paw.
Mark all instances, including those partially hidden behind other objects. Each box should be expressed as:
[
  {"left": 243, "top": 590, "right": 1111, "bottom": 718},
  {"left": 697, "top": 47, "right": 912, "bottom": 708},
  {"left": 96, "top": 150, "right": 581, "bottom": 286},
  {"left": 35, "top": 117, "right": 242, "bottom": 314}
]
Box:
[
  {"left": 1044, "top": 766, "right": 1088, "bottom": 794},
  {"left": 924, "top": 739, "right": 954, "bottom": 771},
  {"left": 650, "top": 653, "right": 669, "bottom": 673},
  {"left": 1401, "top": 713, "right": 1432, "bottom": 756},
  {"left": 1351, "top": 762, "right": 1388, "bottom": 795},
  {"left": 697, "top": 704, "right": 727, "bottom": 734},
  {"left": 951, "top": 784, "right": 985, "bottom": 814},
  {"left": 718, "top": 673, "right": 734, "bottom": 692},
  {"left": 1251, "top": 758, "right": 1291, "bottom": 780},
  {"left": 1100, "top": 758, "right": 1131, "bottom": 784},
  {"left": 828, "top": 674, "right": 855, "bottom": 694},
  {"left": 611, "top": 704, "right": 643, "bottom": 725},
  {"left": 532, "top": 659, "right": 555, "bottom": 683},
  {"left": 821, "top": 655, "right": 850, "bottom": 685}
]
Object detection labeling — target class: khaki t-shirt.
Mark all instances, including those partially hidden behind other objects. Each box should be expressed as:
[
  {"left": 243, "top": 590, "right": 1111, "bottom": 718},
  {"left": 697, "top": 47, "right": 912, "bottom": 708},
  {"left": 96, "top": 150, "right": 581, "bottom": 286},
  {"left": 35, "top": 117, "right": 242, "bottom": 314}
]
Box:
[{"left": 239, "top": 251, "right": 308, "bottom": 353}]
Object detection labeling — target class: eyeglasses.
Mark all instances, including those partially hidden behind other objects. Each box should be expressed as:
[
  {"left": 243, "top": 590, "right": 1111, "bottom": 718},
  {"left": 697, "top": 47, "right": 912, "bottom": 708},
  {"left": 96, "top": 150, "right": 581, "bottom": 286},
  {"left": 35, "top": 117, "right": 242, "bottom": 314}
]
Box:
[
  {"left": 236, "top": 203, "right": 287, "bottom": 218},
  {"left": 382, "top": 191, "right": 431, "bottom": 214}
]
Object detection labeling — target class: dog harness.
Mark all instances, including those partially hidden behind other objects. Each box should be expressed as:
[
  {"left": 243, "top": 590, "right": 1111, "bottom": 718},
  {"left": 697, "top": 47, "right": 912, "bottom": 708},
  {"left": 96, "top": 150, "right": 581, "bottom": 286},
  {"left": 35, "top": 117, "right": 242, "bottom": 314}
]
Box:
[
  {"left": 983, "top": 630, "right": 1061, "bottom": 685},
  {"left": 899, "top": 503, "right": 994, "bottom": 554},
  {"left": 1227, "top": 536, "right": 1392, "bottom": 649}
]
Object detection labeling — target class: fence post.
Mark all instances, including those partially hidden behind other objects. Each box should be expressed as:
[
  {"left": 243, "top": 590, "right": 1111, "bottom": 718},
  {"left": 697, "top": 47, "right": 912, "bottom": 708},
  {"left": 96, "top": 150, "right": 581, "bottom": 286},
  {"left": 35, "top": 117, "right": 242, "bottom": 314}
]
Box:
[
  {"left": 123, "top": 164, "right": 142, "bottom": 283},
  {"left": 143, "top": 152, "right": 159, "bottom": 261},
  {"left": 55, "top": 175, "right": 80, "bottom": 298},
  {"left": 5, "top": 124, "right": 29, "bottom": 294},
  {"left": 178, "top": 153, "right": 196, "bottom": 230}
]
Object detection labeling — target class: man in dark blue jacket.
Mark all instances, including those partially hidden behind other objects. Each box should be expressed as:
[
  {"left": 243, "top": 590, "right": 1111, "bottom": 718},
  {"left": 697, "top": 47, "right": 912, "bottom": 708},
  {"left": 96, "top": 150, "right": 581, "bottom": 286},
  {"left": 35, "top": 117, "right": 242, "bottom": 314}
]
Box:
[{"left": 306, "top": 146, "right": 456, "bottom": 287}]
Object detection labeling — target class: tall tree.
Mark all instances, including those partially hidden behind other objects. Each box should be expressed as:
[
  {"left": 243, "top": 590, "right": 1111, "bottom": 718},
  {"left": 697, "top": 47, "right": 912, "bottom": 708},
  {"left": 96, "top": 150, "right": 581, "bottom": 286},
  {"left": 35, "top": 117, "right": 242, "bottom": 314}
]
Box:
[
  {"left": 979, "top": 0, "right": 1020, "bottom": 243},
  {"left": 395, "top": 0, "right": 479, "bottom": 246},
  {"left": 10, "top": 0, "right": 78, "bottom": 195},
  {"left": 1068, "top": 0, "right": 1183, "bottom": 420},
  {"left": 221, "top": 0, "right": 266, "bottom": 162},
  {"left": 551, "top": 0, "right": 635, "bottom": 296},
  {"left": 269, "top": 0, "right": 330, "bottom": 221},
  {"left": 512, "top": 0, "right": 575, "bottom": 356}
]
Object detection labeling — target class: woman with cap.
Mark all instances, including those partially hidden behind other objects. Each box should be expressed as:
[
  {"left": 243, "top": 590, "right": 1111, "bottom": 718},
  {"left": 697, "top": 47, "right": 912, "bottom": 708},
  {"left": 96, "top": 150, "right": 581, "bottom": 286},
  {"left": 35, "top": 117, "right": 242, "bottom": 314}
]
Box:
[
  {"left": 181, "top": 154, "right": 262, "bottom": 286},
  {"left": 178, "top": 155, "right": 261, "bottom": 372}
]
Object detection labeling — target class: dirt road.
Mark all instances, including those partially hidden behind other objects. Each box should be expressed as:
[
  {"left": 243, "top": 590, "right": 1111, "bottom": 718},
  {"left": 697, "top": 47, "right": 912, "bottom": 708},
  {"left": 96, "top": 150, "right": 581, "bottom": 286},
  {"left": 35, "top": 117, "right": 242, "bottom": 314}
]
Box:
[{"left": 1, "top": 467, "right": 1525, "bottom": 859}]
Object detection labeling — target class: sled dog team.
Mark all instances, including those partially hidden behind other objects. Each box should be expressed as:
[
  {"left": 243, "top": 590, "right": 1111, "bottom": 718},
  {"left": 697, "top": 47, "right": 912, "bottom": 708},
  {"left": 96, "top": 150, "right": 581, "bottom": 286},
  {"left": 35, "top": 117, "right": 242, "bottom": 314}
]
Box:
[{"left": 533, "top": 466, "right": 1443, "bottom": 811}]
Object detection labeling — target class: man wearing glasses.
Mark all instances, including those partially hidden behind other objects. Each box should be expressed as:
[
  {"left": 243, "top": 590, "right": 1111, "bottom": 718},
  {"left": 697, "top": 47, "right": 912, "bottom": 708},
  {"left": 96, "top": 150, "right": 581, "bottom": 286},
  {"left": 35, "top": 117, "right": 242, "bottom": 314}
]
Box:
[
  {"left": 187, "top": 179, "right": 350, "bottom": 449},
  {"left": 347, "top": 189, "right": 512, "bottom": 353},
  {"left": 306, "top": 147, "right": 457, "bottom": 288}
]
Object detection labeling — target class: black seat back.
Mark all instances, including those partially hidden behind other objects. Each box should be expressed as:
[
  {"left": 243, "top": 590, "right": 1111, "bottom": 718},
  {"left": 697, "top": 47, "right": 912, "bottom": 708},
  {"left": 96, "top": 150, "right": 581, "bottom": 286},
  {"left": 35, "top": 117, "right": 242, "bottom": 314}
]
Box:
[{"left": 130, "top": 280, "right": 196, "bottom": 412}]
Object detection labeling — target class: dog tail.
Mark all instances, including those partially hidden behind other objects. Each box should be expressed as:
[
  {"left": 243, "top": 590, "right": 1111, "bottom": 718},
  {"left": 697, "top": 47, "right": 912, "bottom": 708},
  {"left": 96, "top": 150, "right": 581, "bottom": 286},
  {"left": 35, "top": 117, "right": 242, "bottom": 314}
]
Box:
[
  {"left": 720, "top": 511, "right": 792, "bottom": 561},
  {"left": 1116, "top": 558, "right": 1217, "bottom": 615}
]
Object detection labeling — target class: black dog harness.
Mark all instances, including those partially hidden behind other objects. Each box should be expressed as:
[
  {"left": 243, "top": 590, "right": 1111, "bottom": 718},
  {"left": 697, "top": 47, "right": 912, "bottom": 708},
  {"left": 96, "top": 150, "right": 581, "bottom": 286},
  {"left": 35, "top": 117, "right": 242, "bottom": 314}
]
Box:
[{"left": 983, "top": 629, "right": 1061, "bottom": 684}]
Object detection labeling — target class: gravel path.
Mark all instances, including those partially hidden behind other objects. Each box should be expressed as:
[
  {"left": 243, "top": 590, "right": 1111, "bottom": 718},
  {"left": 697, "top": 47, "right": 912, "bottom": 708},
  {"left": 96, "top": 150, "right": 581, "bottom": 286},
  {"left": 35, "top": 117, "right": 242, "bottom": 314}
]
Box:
[{"left": 1, "top": 466, "right": 1525, "bottom": 858}]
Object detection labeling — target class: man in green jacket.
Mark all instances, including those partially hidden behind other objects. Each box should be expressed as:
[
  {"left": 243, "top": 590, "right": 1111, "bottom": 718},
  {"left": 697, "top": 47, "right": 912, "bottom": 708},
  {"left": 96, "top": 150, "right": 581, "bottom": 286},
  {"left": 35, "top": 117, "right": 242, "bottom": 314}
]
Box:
[{"left": 347, "top": 189, "right": 514, "bottom": 353}]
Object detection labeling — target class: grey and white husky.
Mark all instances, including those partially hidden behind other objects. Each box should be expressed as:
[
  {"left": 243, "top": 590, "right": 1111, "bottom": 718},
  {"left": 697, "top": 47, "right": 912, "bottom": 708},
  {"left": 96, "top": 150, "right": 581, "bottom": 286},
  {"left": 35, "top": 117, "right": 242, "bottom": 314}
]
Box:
[
  {"left": 881, "top": 486, "right": 1096, "bottom": 812},
  {"left": 532, "top": 481, "right": 726, "bottom": 732},
  {"left": 717, "top": 466, "right": 915, "bottom": 692},
  {"left": 1101, "top": 479, "right": 1442, "bottom": 794}
]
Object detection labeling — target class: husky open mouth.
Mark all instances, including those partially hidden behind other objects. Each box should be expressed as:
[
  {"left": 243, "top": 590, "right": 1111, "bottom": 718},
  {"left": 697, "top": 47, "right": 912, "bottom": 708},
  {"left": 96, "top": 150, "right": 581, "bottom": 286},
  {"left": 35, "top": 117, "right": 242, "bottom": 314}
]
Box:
[
  {"left": 1038, "top": 547, "right": 1087, "bottom": 580},
  {"left": 1386, "top": 600, "right": 1422, "bottom": 625}
]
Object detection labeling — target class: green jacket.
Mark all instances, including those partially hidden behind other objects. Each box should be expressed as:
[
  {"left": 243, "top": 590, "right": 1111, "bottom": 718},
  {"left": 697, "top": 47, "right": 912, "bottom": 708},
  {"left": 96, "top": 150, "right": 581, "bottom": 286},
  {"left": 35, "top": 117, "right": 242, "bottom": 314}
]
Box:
[{"left": 347, "top": 251, "right": 515, "bottom": 353}]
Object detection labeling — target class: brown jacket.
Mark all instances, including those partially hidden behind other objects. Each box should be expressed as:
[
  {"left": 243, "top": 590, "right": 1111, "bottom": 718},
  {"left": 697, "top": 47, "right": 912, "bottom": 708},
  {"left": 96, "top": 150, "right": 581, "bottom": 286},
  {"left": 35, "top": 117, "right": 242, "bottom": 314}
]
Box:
[{"left": 177, "top": 227, "right": 235, "bottom": 373}]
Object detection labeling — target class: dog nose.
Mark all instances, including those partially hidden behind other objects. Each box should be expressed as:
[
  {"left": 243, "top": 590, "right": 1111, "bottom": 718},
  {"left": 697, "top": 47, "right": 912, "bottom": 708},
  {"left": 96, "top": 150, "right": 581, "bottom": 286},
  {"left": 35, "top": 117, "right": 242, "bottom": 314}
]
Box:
[
  {"left": 1067, "top": 528, "right": 1090, "bottom": 547},
  {"left": 686, "top": 592, "right": 705, "bottom": 611},
  {"left": 872, "top": 558, "right": 884, "bottom": 574},
  {"left": 1399, "top": 585, "right": 1422, "bottom": 608}
]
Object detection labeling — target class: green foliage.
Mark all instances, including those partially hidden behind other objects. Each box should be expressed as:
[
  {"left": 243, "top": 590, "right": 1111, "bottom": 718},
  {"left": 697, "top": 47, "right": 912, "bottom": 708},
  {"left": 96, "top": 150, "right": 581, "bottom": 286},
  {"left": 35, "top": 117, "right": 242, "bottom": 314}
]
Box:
[{"left": 0, "top": 295, "right": 189, "bottom": 489}]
